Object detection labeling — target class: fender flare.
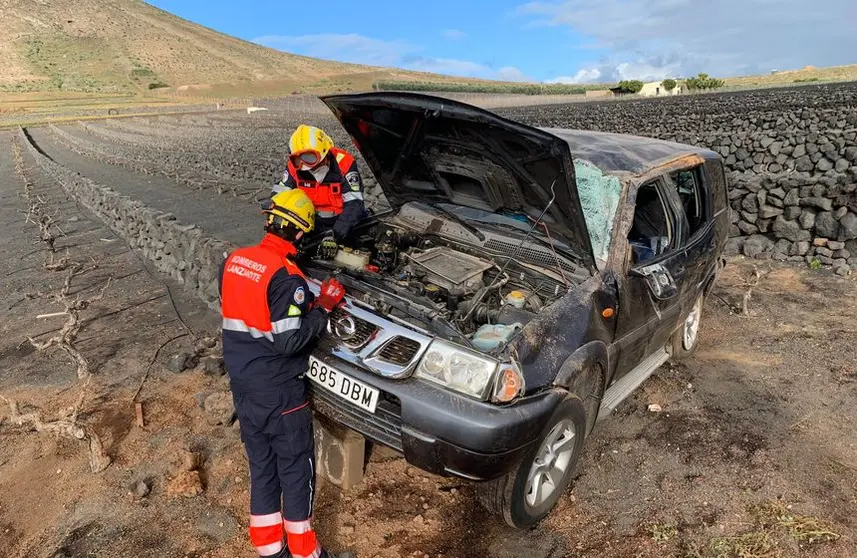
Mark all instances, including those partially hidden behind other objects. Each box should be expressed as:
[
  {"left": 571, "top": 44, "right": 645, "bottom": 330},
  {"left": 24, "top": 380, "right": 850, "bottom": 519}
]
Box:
[
  {"left": 552, "top": 340, "right": 610, "bottom": 393},
  {"left": 553, "top": 340, "right": 610, "bottom": 436}
]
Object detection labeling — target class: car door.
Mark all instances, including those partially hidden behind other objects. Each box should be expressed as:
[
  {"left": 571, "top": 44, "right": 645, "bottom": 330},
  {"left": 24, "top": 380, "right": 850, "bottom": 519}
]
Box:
[
  {"left": 612, "top": 176, "right": 687, "bottom": 378},
  {"left": 664, "top": 162, "right": 718, "bottom": 318}
]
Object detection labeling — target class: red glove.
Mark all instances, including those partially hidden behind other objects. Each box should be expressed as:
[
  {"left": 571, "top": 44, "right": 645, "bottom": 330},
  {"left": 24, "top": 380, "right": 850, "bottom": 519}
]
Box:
[{"left": 315, "top": 277, "right": 345, "bottom": 312}]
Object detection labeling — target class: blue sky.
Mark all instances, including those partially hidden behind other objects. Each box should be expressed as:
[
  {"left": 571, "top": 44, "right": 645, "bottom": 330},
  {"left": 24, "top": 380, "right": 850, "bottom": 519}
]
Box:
[{"left": 148, "top": 0, "right": 857, "bottom": 83}]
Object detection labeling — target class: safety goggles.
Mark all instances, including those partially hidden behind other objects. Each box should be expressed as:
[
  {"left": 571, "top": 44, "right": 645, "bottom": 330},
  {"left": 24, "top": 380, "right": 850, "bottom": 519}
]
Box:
[{"left": 289, "top": 149, "right": 322, "bottom": 168}]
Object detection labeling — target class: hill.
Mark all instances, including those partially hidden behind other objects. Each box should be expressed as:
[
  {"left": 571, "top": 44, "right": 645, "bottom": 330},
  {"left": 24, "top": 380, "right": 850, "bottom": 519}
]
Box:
[
  {"left": 0, "top": 0, "right": 499, "bottom": 95},
  {"left": 1, "top": 0, "right": 855, "bottom": 99},
  {"left": 721, "top": 64, "right": 857, "bottom": 88}
]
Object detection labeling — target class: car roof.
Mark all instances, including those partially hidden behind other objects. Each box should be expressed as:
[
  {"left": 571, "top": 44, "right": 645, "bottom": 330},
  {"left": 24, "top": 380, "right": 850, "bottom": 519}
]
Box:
[{"left": 539, "top": 127, "right": 718, "bottom": 176}]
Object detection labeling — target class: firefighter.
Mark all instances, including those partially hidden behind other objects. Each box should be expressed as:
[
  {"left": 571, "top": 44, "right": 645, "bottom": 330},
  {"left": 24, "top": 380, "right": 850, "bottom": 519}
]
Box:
[
  {"left": 219, "top": 188, "right": 351, "bottom": 558},
  {"left": 273, "top": 124, "right": 366, "bottom": 260}
]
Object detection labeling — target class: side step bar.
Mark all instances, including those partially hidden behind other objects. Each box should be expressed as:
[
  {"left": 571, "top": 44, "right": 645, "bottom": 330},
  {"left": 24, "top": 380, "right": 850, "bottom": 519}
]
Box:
[{"left": 596, "top": 346, "right": 670, "bottom": 422}]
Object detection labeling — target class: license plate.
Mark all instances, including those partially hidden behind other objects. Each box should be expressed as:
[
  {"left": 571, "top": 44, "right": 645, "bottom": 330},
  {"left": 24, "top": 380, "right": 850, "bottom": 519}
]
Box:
[{"left": 307, "top": 355, "right": 380, "bottom": 414}]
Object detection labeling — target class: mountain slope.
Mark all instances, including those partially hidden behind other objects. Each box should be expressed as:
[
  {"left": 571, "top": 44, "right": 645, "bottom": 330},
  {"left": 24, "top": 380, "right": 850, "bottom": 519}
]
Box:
[{"left": 0, "top": 0, "right": 461, "bottom": 94}]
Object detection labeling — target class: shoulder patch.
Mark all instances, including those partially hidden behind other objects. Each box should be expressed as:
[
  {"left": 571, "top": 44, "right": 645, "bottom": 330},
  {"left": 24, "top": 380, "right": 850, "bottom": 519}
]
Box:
[{"left": 294, "top": 286, "right": 306, "bottom": 304}]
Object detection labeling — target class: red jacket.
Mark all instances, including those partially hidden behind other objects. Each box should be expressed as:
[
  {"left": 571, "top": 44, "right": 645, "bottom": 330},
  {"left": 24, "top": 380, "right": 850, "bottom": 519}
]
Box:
[
  {"left": 273, "top": 147, "right": 366, "bottom": 239},
  {"left": 219, "top": 233, "right": 328, "bottom": 396}
]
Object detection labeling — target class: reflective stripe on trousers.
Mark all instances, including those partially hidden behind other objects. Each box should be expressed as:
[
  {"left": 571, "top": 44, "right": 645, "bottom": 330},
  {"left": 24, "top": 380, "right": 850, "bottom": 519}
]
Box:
[
  {"left": 249, "top": 512, "right": 284, "bottom": 557},
  {"left": 285, "top": 519, "right": 321, "bottom": 558}
]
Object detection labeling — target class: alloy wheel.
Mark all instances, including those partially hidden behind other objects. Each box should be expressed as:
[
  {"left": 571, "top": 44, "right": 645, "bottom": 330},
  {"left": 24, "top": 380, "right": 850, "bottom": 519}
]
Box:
[{"left": 525, "top": 419, "right": 577, "bottom": 508}]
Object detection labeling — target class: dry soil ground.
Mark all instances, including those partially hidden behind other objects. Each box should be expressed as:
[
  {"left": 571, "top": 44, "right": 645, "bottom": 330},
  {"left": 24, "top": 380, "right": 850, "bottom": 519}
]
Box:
[{"left": 0, "top": 110, "right": 856, "bottom": 558}]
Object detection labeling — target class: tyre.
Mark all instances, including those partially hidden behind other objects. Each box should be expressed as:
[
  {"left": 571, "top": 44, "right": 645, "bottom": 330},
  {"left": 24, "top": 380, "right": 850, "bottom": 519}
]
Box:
[
  {"left": 670, "top": 293, "right": 704, "bottom": 360},
  {"left": 477, "top": 394, "right": 587, "bottom": 529}
]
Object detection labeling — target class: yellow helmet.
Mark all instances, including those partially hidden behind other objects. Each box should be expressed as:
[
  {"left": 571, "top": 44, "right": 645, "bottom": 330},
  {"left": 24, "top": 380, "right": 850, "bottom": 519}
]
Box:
[
  {"left": 288, "top": 124, "right": 334, "bottom": 168},
  {"left": 262, "top": 188, "right": 316, "bottom": 234}
]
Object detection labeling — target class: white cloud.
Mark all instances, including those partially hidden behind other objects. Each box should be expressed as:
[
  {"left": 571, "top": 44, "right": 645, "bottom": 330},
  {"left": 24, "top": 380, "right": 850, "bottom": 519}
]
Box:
[
  {"left": 253, "top": 33, "right": 530, "bottom": 81},
  {"left": 252, "top": 33, "right": 409, "bottom": 67},
  {"left": 401, "top": 55, "right": 489, "bottom": 76},
  {"left": 517, "top": 0, "right": 857, "bottom": 82},
  {"left": 443, "top": 29, "right": 467, "bottom": 39},
  {"left": 496, "top": 66, "right": 532, "bottom": 82},
  {"left": 547, "top": 68, "right": 601, "bottom": 83}
]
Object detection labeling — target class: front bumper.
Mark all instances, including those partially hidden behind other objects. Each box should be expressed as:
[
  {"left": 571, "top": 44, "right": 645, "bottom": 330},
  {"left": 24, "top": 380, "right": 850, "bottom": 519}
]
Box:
[{"left": 307, "top": 347, "right": 564, "bottom": 482}]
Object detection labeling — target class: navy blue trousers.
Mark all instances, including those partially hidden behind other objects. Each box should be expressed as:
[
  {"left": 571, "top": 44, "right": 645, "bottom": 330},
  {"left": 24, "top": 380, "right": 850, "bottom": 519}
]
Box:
[{"left": 234, "top": 387, "right": 316, "bottom": 522}]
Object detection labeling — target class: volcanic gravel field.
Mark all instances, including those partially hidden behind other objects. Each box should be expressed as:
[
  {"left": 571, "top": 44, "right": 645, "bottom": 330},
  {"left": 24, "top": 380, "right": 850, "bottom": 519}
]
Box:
[{"left": 1, "top": 92, "right": 856, "bottom": 558}]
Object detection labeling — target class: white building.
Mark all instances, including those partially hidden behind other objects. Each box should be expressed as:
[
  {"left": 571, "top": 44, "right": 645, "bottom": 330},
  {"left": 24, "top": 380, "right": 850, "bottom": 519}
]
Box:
[{"left": 639, "top": 80, "right": 682, "bottom": 97}]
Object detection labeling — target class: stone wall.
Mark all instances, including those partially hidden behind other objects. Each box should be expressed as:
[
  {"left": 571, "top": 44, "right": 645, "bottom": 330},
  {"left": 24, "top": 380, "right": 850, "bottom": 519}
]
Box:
[
  {"left": 724, "top": 173, "right": 856, "bottom": 274},
  {"left": 21, "top": 128, "right": 234, "bottom": 309},
  {"left": 20, "top": 128, "right": 369, "bottom": 483},
  {"left": 499, "top": 83, "right": 857, "bottom": 273}
]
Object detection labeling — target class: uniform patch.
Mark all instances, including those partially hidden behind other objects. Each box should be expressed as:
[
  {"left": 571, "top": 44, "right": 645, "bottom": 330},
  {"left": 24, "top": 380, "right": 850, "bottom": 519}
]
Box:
[
  {"left": 346, "top": 171, "right": 361, "bottom": 190},
  {"left": 294, "top": 287, "right": 305, "bottom": 304}
]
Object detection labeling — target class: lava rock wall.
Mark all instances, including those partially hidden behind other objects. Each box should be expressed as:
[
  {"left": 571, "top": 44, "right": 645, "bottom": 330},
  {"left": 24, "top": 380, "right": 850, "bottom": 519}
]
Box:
[
  {"left": 499, "top": 83, "right": 857, "bottom": 273},
  {"left": 21, "top": 128, "right": 233, "bottom": 309}
]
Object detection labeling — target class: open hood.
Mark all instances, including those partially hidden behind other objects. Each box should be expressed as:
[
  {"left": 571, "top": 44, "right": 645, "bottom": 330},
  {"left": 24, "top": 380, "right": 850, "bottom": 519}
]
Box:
[{"left": 320, "top": 92, "right": 596, "bottom": 270}]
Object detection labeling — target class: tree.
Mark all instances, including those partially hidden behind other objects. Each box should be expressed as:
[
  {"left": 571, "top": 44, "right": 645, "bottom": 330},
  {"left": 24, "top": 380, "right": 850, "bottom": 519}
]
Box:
[
  {"left": 684, "top": 73, "right": 725, "bottom": 90},
  {"left": 617, "top": 80, "right": 644, "bottom": 93},
  {"left": 662, "top": 78, "right": 677, "bottom": 91}
]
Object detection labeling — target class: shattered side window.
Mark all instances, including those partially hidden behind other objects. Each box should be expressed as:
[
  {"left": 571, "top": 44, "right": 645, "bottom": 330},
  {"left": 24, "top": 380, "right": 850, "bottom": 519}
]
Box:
[{"left": 573, "top": 160, "right": 622, "bottom": 263}]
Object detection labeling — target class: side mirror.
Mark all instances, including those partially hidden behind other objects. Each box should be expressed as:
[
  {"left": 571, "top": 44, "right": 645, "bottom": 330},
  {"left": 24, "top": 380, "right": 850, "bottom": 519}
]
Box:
[{"left": 630, "top": 262, "right": 678, "bottom": 300}]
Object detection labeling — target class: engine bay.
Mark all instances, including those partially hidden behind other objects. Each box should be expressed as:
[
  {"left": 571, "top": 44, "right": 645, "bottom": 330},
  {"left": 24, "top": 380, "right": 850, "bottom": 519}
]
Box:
[{"left": 303, "top": 222, "right": 574, "bottom": 352}]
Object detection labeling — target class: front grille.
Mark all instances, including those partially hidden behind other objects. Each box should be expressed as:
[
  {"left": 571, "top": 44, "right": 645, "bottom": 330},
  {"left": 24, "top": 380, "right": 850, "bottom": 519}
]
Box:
[
  {"left": 377, "top": 336, "right": 422, "bottom": 365},
  {"left": 329, "top": 307, "right": 377, "bottom": 349},
  {"left": 309, "top": 384, "right": 404, "bottom": 452}
]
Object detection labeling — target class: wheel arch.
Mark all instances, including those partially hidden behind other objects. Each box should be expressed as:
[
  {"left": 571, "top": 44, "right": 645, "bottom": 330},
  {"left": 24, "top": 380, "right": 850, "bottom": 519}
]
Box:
[
  {"left": 553, "top": 340, "right": 610, "bottom": 392},
  {"left": 553, "top": 340, "right": 609, "bottom": 436}
]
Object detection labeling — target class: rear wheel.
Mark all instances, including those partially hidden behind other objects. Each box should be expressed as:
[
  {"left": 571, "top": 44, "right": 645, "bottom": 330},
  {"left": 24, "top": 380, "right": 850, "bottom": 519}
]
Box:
[
  {"left": 477, "top": 394, "right": 587, "bottom": 529},
  {"left": 670, "top": 294, "right": 704, "bottom": 360}
]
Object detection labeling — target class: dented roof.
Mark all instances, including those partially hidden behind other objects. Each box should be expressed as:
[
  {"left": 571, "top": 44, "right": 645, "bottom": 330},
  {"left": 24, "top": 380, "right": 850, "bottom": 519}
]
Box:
[{"left": 540, "top": 128, "right": 719, "bottom": 177}]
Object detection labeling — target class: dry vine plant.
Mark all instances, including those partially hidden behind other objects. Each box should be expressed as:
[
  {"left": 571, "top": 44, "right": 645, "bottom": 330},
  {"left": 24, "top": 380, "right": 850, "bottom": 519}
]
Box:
[{"left": 1, "top": 136, "right": 112, "bottom": 472}]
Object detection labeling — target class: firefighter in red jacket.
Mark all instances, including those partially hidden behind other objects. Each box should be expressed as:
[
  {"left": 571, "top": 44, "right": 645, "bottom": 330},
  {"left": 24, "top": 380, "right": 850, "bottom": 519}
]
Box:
[
  {"left": 273, "top": 125, "right": 366, "bottom": 260},
  {"left": 219, "top": 188, "right": 351, "bottom": 558}
]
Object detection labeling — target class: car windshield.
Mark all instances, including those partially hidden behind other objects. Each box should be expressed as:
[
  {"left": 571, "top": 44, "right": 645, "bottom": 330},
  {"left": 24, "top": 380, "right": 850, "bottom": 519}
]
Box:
[{"left": 400, "top": 160, "right": 622, "bottom": 266}]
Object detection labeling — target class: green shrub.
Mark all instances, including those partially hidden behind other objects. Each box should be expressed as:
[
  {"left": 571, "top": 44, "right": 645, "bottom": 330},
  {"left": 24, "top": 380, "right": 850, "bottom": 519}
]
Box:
[
  {"left": 662, "top": 78, "right": 677, "bottom": 91},
  {"left": 131, "top": 67, "right": 157, "bottom": 78},
  {"left": 148, "top": 82, "right": 170, "bottom": 90},
  {"left": 684, "top": 73, "right": 725, "bottom": 90},
  {"left": 617, "top": 80, "right": 644, "bottom": 93},
  {"left": 372, "top": 80, "right": 586, "bottom": 95}
]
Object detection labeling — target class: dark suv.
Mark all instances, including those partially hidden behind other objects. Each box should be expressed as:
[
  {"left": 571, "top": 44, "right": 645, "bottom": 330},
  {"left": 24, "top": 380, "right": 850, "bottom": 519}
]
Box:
[{"left": 296, "top": 92, "right": 730, "bottom": 528}]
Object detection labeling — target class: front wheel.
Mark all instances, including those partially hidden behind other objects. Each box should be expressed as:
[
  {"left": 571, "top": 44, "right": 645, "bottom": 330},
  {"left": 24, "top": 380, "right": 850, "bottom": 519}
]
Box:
[
  {"left": 477, "top": 394, "right": 587, "bottom": 529},
  {"left": 670, "top": 294, "right": 704, "bottom": 360}
]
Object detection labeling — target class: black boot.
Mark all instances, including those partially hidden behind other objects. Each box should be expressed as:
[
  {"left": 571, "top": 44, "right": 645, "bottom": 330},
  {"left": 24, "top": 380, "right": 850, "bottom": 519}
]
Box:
[
  {"left": 320, "top": 549, "right": 356, "bottom": 558},
  {"left": 266, "top": 547, "right": 292, "bottom": 558}
]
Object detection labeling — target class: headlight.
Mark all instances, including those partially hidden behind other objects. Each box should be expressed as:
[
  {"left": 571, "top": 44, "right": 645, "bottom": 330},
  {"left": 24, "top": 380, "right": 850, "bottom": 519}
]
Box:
[{"left": 415, "top": 340, "right": 498, "bottom": 400}]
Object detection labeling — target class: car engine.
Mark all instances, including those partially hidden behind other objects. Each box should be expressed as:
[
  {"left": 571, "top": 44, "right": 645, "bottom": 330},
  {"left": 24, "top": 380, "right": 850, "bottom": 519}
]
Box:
[{"left": 304, "top": 223, "right": 570, "bottom": 349}]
